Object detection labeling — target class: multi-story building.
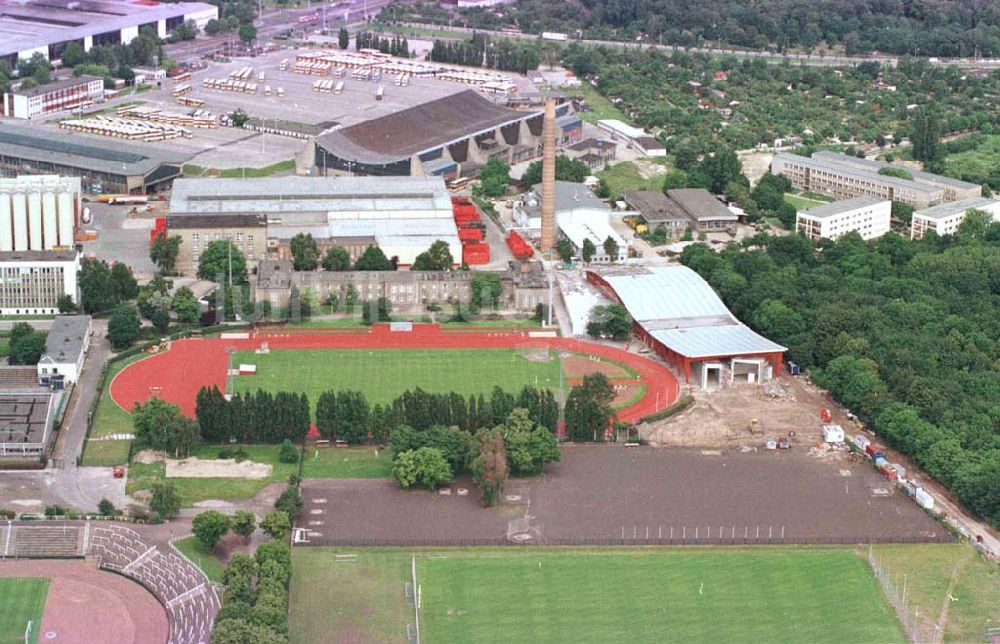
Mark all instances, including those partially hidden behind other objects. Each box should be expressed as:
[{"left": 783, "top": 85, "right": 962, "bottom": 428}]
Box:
[
  {"left": 0, "top": 175, "right": 81, "bottom": 251},
  {"left": 795, "top": 196, "right": 892, "bottom": 241},
  {"left": 910, "top": 197, "right": 1000, "bottom": 239},
  {"left": 165, "top": 214, "right": 267, "bottom": 277},
  {"left": 37, "top": 314, "right": 91, "bottom": 384},
  {"left": 771, "top": 152, "right": 974, "bottom": 209},
  {"left": 811, "top": 152, "right": 982, "bottom": 203},
  {"left": 2, "top": 76, "right": 103, "bottom": 120},
  {"left": 0, "top": 250, "right": 79, "bottom": 315}
]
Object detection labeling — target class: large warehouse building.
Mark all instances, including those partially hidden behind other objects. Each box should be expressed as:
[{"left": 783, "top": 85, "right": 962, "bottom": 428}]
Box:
[
  {"left": 313, "top": 90, "right": 581, "bottom": 178},
  {"left": 0, "top": 123, "right": 190, "bottom": 194},
  {"left": 168, "top": 176, "right": 461, "bottom": 273},
  {"left": 587, "top": 266, "right": 786, "bottom": 390},
  {"left": 0, "top": 0, "right": 217, "bottom": 66}
]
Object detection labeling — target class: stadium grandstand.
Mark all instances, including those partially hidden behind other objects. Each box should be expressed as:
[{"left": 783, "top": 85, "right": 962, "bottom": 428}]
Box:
[
  {"left": 587, "top": 266, "right": 786, "bottom": 389},
  {"left": 313, "top": 90, "right": 582, "bottom": 178}
]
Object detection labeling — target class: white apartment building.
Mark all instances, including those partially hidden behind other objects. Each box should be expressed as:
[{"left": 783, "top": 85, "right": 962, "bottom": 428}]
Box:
[
  {"left": 910, "top": 197, "right": 1000, "bottom": 239},
  {"left": 0, "top": 250, "right": 79, "bottom": 315},
  {"left": 2, "top": 76, "right": 103, "bottom": 120},
  {"left": 796, "top": 196, "right": 892, "bottom": 241}
]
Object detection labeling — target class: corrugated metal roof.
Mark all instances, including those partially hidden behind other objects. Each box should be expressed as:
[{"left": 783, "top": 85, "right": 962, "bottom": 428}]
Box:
[
  {"left": 801, "top": 196, "right": 888, "bottom": 219},
  {"left": 913, "top": 197, "right": 1000, "bottom": 220},
  {"left": 649, "top": 324, "right": 786, "bottom": 359},
  {"left": 596, "top": 265, "right": 786, "bottom": 358},
  {"left": 557, "top": 211, "right": 626, "bottom": 252}
]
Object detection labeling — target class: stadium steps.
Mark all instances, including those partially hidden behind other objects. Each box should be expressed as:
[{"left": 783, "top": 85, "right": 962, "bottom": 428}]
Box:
[
  {"left": 0, "top": 367, "right": 41, "bottom": 389},
  {"left": 11, "top": 525, "right": 83, "bottom": 558}
]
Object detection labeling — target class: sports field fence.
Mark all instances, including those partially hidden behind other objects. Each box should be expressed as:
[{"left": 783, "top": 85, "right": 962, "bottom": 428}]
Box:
[{"left": 867, "top": 544, "right": 933, "bottom": 644}]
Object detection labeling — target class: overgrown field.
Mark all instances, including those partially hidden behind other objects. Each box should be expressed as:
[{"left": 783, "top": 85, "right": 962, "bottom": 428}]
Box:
[
  {"left": 232, "top": 348, "right": 564, "bottom": 406},
  {"left": 289, "top": 547, "right": 905, "bottom": 644}
]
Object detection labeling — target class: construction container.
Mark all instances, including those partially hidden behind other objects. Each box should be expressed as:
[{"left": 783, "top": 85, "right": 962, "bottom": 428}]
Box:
[
  {"left": 462, "top": 242, "right": 490, "bottom": 265},
  {"left": 786, "top": 360, "right": 800, "bottom": 375},
  {"left": 820, "top": 408, "right": 832, "bottom": 422},
  {"left": 506, "top": 230, "right": 534, "bottom": 260},
  {"left": 915, "top": 488, "right": 934, "bottom": 510},
  {"left": 880, "top": 464, "right": 898, "bottom": 482},
  {"left": 864, "top": 443, "right": 883, "bottom": 458},
  {"left": 458, "top": 227, "right": 484, "bottom": 243},
  {"left": 851, "top": 434, "right": 870, "bottom": 452},
  {"left": 891, "top": 463, "right": 906, "bottom": 480},
  {"left": 821, "top": 425, "right": 844, "bottom": 443}
]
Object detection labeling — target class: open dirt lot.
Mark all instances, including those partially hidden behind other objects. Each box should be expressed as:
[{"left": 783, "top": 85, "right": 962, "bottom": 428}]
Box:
[
  {"left": 165, "top": 457, "right": 273, "bottom": 479},
  {"left": 641, "top": 376, "right": 856, "bottom": 448},
  {"left": 298, "top": 445, "right": 946, "bottom": 546},
  {"left": 0, "top": 559, "right": 167, "bottom": 644}
]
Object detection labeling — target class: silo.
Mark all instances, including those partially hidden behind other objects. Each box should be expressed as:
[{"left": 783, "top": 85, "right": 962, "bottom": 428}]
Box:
[
  {"left": 42, "top": 191, "right": 58, "bottom": 249},
  {"left": 57, "top": 192, "right": 75, "bottom": 248},
  {"left": 12, "top": 192, "right": 28, "bottom": 251},
  {"left": 0, "top": 195, "right": 12, "bottom": 252},
  {"left": 27, "top": 191, "right": 42, "bottom": 250}
]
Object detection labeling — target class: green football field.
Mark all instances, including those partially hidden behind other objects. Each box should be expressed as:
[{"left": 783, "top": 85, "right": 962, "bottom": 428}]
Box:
[
  {"left": 289, "top": 548, "right": 904, "bottom": 644},
  {"left": 0, "top": 578, "right": 49, "bottom": 644},
  {"left": 232, "top": 348, "right": 565, "bottom": 405}
]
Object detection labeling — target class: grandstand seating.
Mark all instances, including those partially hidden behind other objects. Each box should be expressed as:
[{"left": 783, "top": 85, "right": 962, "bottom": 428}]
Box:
[
  {"left": 0, "top": 523, "right": 84, "bottom": 558},
  {"left": 87, "top": 524, "right": 221, "bottom": 644},
  {"left": 0, "top": 367, "right": 42, "bottom": 389}
]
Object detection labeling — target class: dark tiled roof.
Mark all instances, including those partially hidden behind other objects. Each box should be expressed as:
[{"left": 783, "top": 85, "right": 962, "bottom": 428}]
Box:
[
  {"left": 315, "top": 90, "right": 541, "bottom": 164},
  {"left": 666, "top": 189, "right": 738, "bottom": 222},
  {"left": 622, "top": 191, "right": 688, "bottom": 223},
  {"left": 166, "top": 214, "right": 267, "bottom": 229}
]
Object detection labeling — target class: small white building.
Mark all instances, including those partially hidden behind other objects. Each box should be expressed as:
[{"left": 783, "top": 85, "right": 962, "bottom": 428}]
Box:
[
  {"left": 37, "top": 315, "right": 92, "bottom": 385},
  {"left": 595, "top": 120, "right": 665, "bottom": 157},
  {"left": 910, "top": 197, "right": 1000, "bottom": 239},
  {"left": 796, "top": 196, "right": 891, "bottom": 241},
  {"left": 2, "top": 76, "right": 104, "bottom": 120},
  {"left": 822, "top": 425, "right": 845, "bottom": 443}
]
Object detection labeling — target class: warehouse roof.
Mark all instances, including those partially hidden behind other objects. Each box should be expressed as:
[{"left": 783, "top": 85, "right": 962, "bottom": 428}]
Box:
[
  {"left": 0, "top": 0, "right": 216, "bottom": 58},
  {"left": 170, "top": 176, "right": 453, "bottom": 215},
  {"left": 800, "top": 196, "right": 888, "bottom": 219},
  {"left": 0, "top": 123, "right": 190, "bottom": 178},
  {"left": 315, "top": 90, "right": 540, "bottom": 164},
  {"left": 623, "top": 191, "right": 689, "bottom": 223},
  {"left": 557, "top": 211, "right": 626, "bottom": 252},
  {"left": 593, "top": 266, "right": 785, "bottom": 359},
  {"left": 665, "top": 189, "right": 739, "bottom": 223},
  {"left": 166, "top": 214, "right": 267, "bottom": 229},
  {"left": 912, "top": 196, "right": 1000, "bottom": 220}
]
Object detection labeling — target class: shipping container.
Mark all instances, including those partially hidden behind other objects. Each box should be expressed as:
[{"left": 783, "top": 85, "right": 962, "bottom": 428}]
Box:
[
  {"left": 864, "top": 443, "right": 883, "bottom": 458},
  {"left": 851, "top": 434, "right": 870, "bottom": 452},
  {"left": 462, "top": 242, "right": 490, "bottom": 265},
  {"left": 458, "top": 227, "right": 484, "bottom": 242},
  {"left": 786, "top": 360, "right": 800, "bottom": 375},
  {"left": 874, "top": 456, "right": 888, "bottom": 469},
  {"left": 506, "top": 230, "right": 534, "bottom": 260},
  {"left": 915, "top": 489, "right": 934, "bottom": 510}
]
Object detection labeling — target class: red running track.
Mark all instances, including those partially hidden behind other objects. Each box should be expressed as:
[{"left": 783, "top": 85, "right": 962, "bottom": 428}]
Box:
[{"left": 110, "top": 324, "right": 679, "bottom": 424}]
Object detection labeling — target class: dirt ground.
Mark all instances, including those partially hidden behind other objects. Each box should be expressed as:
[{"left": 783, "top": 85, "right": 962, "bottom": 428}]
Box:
[
  {"left": 0, "top": 559, "right": 167, "bottom": 644},
  {"left": 641, "top": 376, "right": 855, "bottom": 448},
  {"left": 165, "top": 458, "right": 272, "bottom": 479},
  {"left": 562, "top": 355, "right": 632, "bottom": 380},
  {"left": 298, "top": 444, "right": 945, "bottom": 546}
]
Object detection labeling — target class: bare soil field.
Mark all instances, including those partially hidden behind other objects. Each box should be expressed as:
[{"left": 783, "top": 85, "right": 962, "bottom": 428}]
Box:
[{"left": 298, "top": 445, "right": 946, "bottom": 546}]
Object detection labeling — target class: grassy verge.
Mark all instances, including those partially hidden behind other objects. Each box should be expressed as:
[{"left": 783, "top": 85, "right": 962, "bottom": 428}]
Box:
[
  {"left": 784, "top": 192, "right": 830, "bottom": 211},
  {"left": 91, "top": 352, "right": 149, "bottom": 438},
  {"left": 80, "top": 439, "right": 131, "bottom": 467},
  {"left": 173, "top": 536, "right": 225, "bottom": 583},
  {"left": 218, "top": 159, "right": 295, "bottom": 178},
  {"left": 597, "top": 162, "right": 666, "bottom": 200},
  {"left": 871, "top": 543, "right": 1000, "bottom": 642},
  {"left": 0, "top": 578, "right": 48, "bottom": 644},
  {"left": 571, "top": 82, "right": 629, "bottom": 124}
]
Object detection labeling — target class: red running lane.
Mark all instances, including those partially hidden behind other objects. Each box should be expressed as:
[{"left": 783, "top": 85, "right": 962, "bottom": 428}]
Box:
[{"left": 110, "top": 324, "right": 679, "bottom": 423}]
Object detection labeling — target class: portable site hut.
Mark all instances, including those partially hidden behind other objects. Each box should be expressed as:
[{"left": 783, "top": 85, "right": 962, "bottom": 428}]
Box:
[{"left": 822, "top": 425, "right": 845, "bottom": 443}]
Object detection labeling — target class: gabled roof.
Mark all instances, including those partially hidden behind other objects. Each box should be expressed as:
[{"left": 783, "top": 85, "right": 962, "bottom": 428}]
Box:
[{"left": 41, "top": 315, "right": 91, "bottom": 366}]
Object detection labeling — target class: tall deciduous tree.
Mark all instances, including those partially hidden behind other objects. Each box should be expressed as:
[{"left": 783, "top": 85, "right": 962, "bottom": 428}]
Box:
[
  {"left": 290, "top": 233, "right": 320, "bottom": 271},
  {"left": 150, "top": 233, "right": 182, "bottom": 274},
  {"left": 581, "top": 238, "right": 596, "bottom": 263},
  {"left": 353, "top": 245, "right": 393, "bottom": 271},
  {"left": 392, "top": 447, "right": 452, "bottom": 490},
  {"left": 150, "top": 481, "right": 181, "bottom": 519},
  {"left": 411, "top": 240, "right": 454, "bottom": 271},
  {"left": 471, "top": 430, "right": 508, "bottom": 507},
  {"left": 107, "top": 303, "right": 141, "bottom": 350},
  {"left": 193, "top": 510, "right": 231, "bottom": 550},
  {"left": 197, "top": 240, "right": 248, "bottom": 284},
  {"left": 564, "top": 373, "right": 615, "bottom": 442},
  {"left": 322, "top": 246, "right": 352, "bottom": 271}
]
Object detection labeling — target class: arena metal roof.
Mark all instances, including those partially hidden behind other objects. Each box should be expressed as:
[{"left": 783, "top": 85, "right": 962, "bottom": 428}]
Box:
[
  {"left": 596, "top": 265, "right": 785, "bottom": 359},
  {"left": 315, "top": 90, "right": 541, "bottom": 165}
]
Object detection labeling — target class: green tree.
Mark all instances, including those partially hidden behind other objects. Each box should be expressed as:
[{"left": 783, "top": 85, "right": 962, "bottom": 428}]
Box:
[
  {"left": 231, "top": 509, "right": 257, "bottom": 542},
  {"left": 479, "top": 158, "right": 511, "bottom": 197},
  {"left": 564, "top": 373, "right": 615, "bottom": 442},
  {"left": 521, "top": 155, "right": 591, "bottom": 186},
  {"left": 150, "top": 481, "right": 181, "bottom": 519},
  {"left": 230, "top": 108, "right": 250, "bottom": 128},
  {"left": 289, "top": 233, "right": 319, "bottom": 271},
  {"left": 211, "top": 620, "right": 284, "bottom": 644},
  {"left": 107, "top": 304, "right": 141, "bottom": 350},
  {"left": 60, "top": 42, "right": 86, "bottom": 67},
  {"left": 132, "top": 397, "right": 199, "bottom": 457},
  {"left": 411, "top": 240, "right": 454, "bottom": 271},
  {"left": 586, "top": 304, "right": 631, "bottom": 340},
  {"left": 470, "top": 429, "right": 508, "bottom": 507},
  {"left": 470, "top": 272, "right": 502, "bottom": 309},
  {"left": 98, "top": 498, "right": 116, "bottom": 516},
  {"left": 353, "top": 245, "right": 393, "bottom": 271},
  {"left": 260, "top": 511, "right": 291, "bottom": 540},
  {"left": 751, "top": 299, "right": 805, "bottom": 347},
  {"left": 662, "top": 170, "right": 688, "bottom": 191},
  {"left": 362, "top": 297, "right": 392, "bottom": 325},
  {"left": 338, "top": 27, "right": 350, "bottom": 49},
  {"left": 556, "top": 238, "right": 574, "bottom": 263},
  {"left": 392, "top": 447, "right": 452, "bottom": 490},
  {"left": 956, "top": 208, "right": 993, "bottom": 239},
  {"left": 322, "top": 246, "right": 352, "bottom": 271},
  {"left": 197, "top": 240, "right": 248, "bottom": 284},
  {"left": 193, "top": 510, "right": 231, "bottom": 550},
  {"left": 500, "top": 408, "right": 560, "bottom": 476},
  {"left": 891, "top": 201, "right": 914, "bottom": 225},
  {"left": 10, "top": 331, "right": 45, "bottom": 365},
  {"left": 150, "top": 233, "right": 182, "bottom": 274},
  {"left": 150, "top": 307, "right": 171, "bottom": 334},
  {"left": 238, "top": 23, "right": 257, "bottom": 44},
  {"left": 278, "top": 439, "right": 299, "bottom": 464},
  {"left": 274, "top": 482, "right": 302, "bottom": 521},
  {"left": 581, "top": 238, "right": 596, "bottom": 263},
  {"left": 109, "top": 263, "right": 138, "bottom": 303},
  {"left": 172, "top": 286, "right": 201, "bottom": 324},
  {"left": 79, "top": 258, "right": 113, "bottom": 313},
  {"left": 911, "top": 106, "right": 941, "bottom": 162},
  {"left": 57, "top": 294, "right": 76, "bottom": 314},
  {"left": 603, "top": 235, "right": 620, "bottom": 262}
]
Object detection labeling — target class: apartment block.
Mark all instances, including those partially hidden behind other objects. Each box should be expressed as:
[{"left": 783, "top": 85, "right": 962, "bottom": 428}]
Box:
[{"left": 796, "top": 196, "right": 892, "bottom": 241}]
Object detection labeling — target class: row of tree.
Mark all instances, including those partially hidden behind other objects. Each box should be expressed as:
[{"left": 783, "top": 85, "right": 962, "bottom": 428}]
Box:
[
  {"left": 211, "top": 539, "right": 292, "bottom": 643},
  {"left": 355, "top": 31, "right": 411, "bottom": 58},
  {"left": 196, "top": 388, "right": 311, "bottom": 445},
  {"left": 429, "top": 34, "right": 540, "bottom": 74}
]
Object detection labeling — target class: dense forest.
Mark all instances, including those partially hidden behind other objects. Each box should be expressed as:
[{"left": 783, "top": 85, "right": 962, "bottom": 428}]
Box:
[
  {"left": 388, "top": 0, "right": 1000, "bottom": 58},
  {"left": 560, "top": 45, "right": 1000, "bottom": 156},
  {"left": 678, "top": 217, "right": 1000, "bottom": 527}
]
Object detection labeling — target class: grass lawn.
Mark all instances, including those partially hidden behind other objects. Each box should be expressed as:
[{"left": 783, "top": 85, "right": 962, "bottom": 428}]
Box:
[
  {"left": 94, "top": 353, "right": 150, "bottom": 438},
  {"left": 80, "top": 439, "right": 131, "bottom": 466},
  {"left": 288, "top": 547, "right": 903, "bottom": 644},
  {"left": 597, "top": 162, "right": 666, "bottom": 200},
  {"left": 571, "top": 82, "right": 630, "bottom": 124},
  {"left": 173, "top": 536, "right": 225, "bottom": 583},
  {"left": 940, "top": 134, "right": 1000, "bottom": 187},
  {"left": 872, "top": 544, "right": 1000, "bottom": 642},
  {"left": 0, "top": 578, "right": 49, "bottom": 644},
  {"left": 126, "top": 444, "right": 391, "bottom": 505},
  {"left": 232, "top": 348, "right": 564, "bottom": 406},
  {"left": 784, "top": 192, "right": 831, "bottom": 211}
]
